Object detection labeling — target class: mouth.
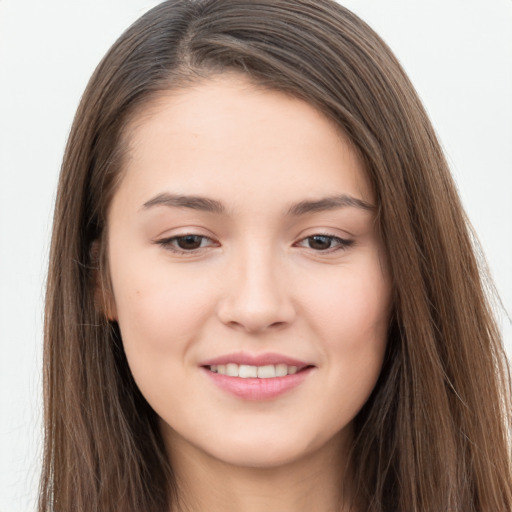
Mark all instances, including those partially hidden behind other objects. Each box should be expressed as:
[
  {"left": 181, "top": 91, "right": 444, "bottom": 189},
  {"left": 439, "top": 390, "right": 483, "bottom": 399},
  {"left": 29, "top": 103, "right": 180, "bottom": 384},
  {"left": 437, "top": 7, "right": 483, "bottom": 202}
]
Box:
[
  {"left": 200, "top": 353, "right": 315, "bottom": 400},
  {"left": 205, "top": 363, "right": 311, "bottom": 378}
]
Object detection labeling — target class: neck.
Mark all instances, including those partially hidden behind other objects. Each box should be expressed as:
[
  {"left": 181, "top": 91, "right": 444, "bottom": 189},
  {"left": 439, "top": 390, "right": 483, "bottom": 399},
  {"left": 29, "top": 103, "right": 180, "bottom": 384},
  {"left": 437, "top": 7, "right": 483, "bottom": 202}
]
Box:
[{"left": 165, "top": 430, "right": 356, "bottom": 512}]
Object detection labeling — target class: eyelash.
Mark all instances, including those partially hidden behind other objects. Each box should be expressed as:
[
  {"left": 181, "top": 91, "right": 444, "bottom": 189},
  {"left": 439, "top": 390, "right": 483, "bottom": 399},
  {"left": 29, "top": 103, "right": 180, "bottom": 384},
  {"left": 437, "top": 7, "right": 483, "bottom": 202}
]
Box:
[
  {"left": 155, "top": 234, "right": 218, "bottom": 254},
  {"left": 155, "top": 233, "right": 354, "bottom": 255},
  {"left": 294, "top": 234, "right": 354, "bottom": 252}
]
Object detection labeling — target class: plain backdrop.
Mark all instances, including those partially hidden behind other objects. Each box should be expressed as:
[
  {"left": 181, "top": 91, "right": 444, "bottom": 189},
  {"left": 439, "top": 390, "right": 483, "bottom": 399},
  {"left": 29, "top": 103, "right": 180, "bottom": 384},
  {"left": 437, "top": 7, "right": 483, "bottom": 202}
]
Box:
[{"left": 1, "top": 1, "right": 511, "bottom": 510}]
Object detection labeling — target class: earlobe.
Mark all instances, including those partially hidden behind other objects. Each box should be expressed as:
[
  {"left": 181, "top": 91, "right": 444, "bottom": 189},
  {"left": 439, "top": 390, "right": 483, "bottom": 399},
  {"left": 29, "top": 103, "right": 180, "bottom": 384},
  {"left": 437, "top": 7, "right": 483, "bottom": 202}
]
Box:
[
  {"left": 98, "top": 284, "right": 118, "bottom": 322},
  {"left": 90, "top": 240, "right": 118, "bottom": 321}
]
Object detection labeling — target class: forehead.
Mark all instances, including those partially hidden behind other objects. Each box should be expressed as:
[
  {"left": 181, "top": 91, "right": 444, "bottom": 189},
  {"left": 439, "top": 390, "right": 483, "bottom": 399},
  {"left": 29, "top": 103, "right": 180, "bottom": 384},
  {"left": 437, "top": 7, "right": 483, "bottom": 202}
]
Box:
[{"left": 115, "top": 73, "right": 373, "bottom": 213}]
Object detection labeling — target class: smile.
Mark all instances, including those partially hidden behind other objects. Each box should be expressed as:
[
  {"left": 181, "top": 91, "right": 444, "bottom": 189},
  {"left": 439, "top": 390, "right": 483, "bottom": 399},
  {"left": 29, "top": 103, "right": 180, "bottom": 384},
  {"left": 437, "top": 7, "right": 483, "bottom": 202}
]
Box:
[
  {"left": 200, "top": 353, "right": 315, "bottom": 400},
  {"left": 208, "top": 363, "right": 299, "bottom": 378}
]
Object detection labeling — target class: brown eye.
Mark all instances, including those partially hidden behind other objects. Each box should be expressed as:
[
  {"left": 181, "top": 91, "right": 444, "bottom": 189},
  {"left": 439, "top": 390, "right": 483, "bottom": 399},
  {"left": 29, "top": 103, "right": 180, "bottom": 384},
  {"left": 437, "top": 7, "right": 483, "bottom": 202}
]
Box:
[
  {"left": 307, "top": 235, "right": 334, "bottom": 251},
  {"left": 175, "top": 235, "right": 204, "bottom": 250},
  {"left": 295, "top": 234, "right": 354, "bottom": 252},
  {"left": 156, "top": 234, "right": 217, "bottom": 254}
]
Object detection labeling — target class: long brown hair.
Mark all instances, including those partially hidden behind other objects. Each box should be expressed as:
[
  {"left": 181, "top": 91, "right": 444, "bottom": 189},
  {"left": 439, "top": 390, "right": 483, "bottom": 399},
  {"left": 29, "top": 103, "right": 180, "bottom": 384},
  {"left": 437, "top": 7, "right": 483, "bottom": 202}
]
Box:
[{"left": 40, "top": 1, "right": 512, "bottom": 511}]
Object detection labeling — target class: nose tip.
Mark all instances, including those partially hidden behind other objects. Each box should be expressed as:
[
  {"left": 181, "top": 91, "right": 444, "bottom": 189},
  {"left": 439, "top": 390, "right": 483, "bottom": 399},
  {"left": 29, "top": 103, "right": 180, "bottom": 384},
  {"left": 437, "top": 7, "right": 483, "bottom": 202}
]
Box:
[
  {"left": 221, "top": 306, "right": 291, "bottom": 334},
  {"left": 223, "top": 315, "right": 289, "bottom": 334},
  {"left": 216, "top": 263, "right": 296, "bottom": 334}
]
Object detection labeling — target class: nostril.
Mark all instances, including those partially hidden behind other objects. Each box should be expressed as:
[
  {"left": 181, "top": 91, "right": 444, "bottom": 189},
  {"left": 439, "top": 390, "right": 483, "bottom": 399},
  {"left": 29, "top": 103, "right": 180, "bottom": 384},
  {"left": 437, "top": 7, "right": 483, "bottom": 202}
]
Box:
[
  {"left": 216, "top": 284, "right": 296, "bottom": 333},
  {"left": 269, "top": 321, "right": 287, "bottom": 329}
]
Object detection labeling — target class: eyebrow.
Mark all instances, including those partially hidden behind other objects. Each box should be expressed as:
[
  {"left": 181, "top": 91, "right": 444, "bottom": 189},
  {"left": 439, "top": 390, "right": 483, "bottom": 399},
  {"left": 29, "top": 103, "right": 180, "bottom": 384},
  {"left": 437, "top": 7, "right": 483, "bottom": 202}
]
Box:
[
  {"left": 142, "top": 193, "right": 226, "bottom": 214},
  {"left": 286, "top": 194, "right": 375, "bottom": 215},
  {"left": 141, "top": 192, "right": 375, "bottom": 215}
]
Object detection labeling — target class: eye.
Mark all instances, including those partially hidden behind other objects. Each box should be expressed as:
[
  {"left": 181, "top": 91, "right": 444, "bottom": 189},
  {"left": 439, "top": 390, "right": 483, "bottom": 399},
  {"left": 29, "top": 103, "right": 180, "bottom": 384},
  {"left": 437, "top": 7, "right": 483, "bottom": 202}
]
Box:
[
  {"left": 295, "top": 234, "right": 353, "bottom": 252},
  {"left": 156, "top": 234, "right": 218, "bottom": 253}
]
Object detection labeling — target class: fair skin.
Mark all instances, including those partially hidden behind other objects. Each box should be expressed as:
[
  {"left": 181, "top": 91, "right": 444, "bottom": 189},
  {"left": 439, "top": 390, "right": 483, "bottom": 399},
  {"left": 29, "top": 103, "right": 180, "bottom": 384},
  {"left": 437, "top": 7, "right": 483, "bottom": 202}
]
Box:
[{"left": 106, "top": 74, "right": 391, "bottom": 512}]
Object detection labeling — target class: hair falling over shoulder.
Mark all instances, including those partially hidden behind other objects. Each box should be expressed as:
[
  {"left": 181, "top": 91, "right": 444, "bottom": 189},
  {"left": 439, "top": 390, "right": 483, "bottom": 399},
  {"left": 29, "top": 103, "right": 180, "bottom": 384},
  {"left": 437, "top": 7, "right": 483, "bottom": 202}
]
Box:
[{"left": 40, "top": 1, "right": 512, "bottom": 511}]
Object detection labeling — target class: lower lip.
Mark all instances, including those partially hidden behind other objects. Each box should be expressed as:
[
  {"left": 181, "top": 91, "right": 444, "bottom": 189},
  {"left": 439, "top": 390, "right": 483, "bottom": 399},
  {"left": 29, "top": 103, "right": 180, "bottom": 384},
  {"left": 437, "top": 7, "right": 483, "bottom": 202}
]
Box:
[{"left": 202, "top": 367, "right": 313, "bottom": 400}]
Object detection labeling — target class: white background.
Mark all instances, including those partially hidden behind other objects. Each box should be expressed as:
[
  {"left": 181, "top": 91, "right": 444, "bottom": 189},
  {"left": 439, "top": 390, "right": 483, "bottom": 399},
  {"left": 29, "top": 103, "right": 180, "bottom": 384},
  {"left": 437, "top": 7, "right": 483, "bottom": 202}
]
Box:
[{"left": 1, "top": 1, "right": 511, "bottom": 510}]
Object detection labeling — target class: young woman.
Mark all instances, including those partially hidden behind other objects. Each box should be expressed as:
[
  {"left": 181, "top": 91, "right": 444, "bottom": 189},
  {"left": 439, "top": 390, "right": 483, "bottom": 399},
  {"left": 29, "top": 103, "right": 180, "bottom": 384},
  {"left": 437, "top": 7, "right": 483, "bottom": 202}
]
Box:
[{"left": 40, "top": 1, "right": 512, "bottom": 511}]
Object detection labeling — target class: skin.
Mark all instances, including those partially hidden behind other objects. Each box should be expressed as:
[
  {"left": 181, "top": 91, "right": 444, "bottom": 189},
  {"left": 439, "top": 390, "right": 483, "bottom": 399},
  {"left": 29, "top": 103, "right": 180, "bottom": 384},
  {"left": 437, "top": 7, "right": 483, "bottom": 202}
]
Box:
[{"left": 106, "top": 74, "right": 392, "bottom": 512}]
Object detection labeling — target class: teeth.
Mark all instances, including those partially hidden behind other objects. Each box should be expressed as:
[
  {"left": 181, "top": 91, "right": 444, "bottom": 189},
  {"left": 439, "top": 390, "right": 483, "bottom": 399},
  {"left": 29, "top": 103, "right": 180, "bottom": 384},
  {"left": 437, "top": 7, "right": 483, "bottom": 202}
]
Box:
[
  {"left": 210, "top": 363, "right": 300, "bottom": 378},
  {"left": 226, "top": 363, "right": 238, "bottom": 377},
  {"left": 257, "top": 365, "right": 276, "bottom": 378},
  {"left": 275, "top": 363, "right": 288, "bottom": 377},
  {"left": 239, "top": 364, "right": 258, "bottom": 378}
]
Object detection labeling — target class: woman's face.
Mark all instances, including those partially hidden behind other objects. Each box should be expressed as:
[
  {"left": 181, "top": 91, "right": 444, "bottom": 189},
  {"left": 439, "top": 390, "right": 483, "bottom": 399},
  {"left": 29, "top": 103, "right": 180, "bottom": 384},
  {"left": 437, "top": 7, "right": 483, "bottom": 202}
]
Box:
[{"left": 106, "top": 74, "right": 391, "bottom": 469}]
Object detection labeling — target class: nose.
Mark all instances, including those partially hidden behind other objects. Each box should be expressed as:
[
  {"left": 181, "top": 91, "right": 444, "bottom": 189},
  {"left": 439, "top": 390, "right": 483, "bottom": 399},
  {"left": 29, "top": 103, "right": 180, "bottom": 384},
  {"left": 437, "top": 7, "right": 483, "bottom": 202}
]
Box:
[{"left": 216, "top": 246, "right": 296, "bottom": 334}]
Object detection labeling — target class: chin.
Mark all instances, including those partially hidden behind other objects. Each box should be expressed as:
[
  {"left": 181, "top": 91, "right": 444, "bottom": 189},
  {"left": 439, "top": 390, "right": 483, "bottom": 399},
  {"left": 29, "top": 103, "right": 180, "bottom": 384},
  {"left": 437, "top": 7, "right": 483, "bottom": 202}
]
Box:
[
  {"left": 213, "top": 443, "right": 305, "bottom": 469},
  {"left": 159, "top": 402, "right": 354, "bottom": 472},
  {"left": 200, "top": 425, "right": 345, "bottom": 470}
]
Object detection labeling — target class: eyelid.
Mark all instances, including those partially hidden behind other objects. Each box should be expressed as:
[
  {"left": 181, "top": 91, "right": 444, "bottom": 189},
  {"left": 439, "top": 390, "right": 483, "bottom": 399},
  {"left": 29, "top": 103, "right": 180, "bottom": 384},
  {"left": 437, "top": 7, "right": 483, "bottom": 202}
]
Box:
[
  {"left": 152, "top": 229, "right": 354, "bottom": 256},
  {"left": 154, "top": 233, "right": 220, "bottom": 255},
  {"left": 294, "top": 233, "right": 354, "bottom": 253}
]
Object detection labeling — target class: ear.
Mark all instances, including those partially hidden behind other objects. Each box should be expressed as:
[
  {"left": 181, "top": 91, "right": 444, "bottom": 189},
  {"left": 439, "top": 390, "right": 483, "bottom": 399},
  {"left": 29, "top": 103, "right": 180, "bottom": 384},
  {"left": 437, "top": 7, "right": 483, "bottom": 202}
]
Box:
[{"left": 91, "top": 240, "right": 118, "bottom": 321}]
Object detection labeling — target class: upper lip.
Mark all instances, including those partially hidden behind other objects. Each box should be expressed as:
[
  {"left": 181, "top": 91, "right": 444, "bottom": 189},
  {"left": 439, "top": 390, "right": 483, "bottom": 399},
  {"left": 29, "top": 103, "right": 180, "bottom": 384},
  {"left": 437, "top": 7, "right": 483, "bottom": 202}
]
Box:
[{"left": 200, "top": 352, "right": 312, "bottom": 369}]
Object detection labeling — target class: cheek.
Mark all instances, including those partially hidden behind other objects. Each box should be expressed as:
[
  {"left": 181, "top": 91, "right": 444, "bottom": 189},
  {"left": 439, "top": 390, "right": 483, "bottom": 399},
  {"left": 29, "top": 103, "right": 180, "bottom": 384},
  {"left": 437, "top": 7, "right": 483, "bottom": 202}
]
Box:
[
  {"left": 309, "top": 261, "right": 390, "bottom": 342},
  {"left": 110, "top": 261, "right": 217, "bottom": 409},
  {"left": 303, "top": 256, "right": 390, "bottom": 387},
  {"left": 109, "top": 254, "right": 215, "bottom": 363}
]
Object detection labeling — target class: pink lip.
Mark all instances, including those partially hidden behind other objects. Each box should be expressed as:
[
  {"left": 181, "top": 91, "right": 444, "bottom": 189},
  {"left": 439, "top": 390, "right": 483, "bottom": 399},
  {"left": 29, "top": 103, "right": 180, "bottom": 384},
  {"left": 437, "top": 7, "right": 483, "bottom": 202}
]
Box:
[
  {"left": 200, "top": 351, "right": 310, "bottom": 369},
  {"left": 202, "top": 368, "right": 313, "bottom": 400},
  {"left": 199, "top": 352, "right": 315, "bottom": 401}
]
